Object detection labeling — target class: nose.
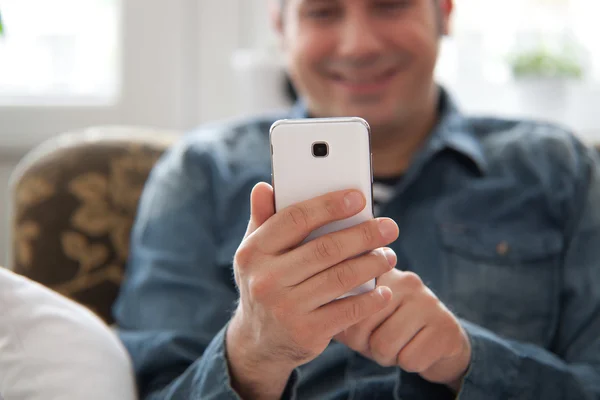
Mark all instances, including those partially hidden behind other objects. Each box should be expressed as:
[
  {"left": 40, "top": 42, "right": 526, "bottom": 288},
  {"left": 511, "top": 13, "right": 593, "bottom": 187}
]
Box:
[{"left": 337, "top": 11, "right": 384, "bottom": 61}]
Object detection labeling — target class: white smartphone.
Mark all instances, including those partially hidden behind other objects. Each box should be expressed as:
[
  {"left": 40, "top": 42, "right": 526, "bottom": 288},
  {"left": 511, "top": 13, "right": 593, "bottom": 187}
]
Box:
[{"left": 269, "top": 117, "right": 375, "bottom": 298}]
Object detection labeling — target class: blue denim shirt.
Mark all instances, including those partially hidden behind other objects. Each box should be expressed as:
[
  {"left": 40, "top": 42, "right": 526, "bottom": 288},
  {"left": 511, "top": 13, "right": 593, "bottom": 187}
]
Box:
[{"left": 114, "top": 90, "right": 600, "bottom": 399}]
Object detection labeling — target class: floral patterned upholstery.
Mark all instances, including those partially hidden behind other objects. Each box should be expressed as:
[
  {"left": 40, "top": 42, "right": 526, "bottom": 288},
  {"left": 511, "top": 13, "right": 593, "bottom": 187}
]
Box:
[{"left": 9, "top": 127, "right": 180, "bottom": 324}]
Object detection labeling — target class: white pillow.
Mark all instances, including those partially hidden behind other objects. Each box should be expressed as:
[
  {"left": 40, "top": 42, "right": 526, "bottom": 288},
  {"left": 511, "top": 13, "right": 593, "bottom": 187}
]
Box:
[{"left": 0, "top": 268, "right": 137, "bottom": 400}]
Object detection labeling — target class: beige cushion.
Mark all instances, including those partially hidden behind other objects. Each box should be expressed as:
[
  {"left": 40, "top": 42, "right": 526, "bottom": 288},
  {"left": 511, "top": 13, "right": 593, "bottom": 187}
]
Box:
[{"left": 0, "top": 267, "right": 137, "bottom": 400}]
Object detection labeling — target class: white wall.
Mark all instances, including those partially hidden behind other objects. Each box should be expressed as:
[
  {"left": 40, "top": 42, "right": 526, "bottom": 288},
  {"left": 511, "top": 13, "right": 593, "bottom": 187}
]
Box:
[{"left": 238, "top": 0, "right": 278, "bottom": 49}]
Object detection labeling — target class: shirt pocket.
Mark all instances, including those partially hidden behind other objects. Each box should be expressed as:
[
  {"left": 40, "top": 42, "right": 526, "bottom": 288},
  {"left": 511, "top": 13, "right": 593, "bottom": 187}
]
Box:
[{"left": 437, "top": 222, "right": 562, "bottom": 347}]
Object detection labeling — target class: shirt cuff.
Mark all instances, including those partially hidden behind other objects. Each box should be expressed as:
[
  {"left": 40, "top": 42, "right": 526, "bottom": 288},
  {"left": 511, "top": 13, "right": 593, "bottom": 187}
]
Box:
[
  {"left": 455, "top": 319, "right": 522, "bottom": 400},
  {"left": 218, "top": 322, "right": 301, "bottom": 400}
]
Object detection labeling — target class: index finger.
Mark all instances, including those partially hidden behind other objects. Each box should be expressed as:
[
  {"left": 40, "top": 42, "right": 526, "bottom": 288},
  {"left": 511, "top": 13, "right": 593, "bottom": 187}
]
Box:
[{"left": 253, "top": 189, "right": 366, "bottom": 254}]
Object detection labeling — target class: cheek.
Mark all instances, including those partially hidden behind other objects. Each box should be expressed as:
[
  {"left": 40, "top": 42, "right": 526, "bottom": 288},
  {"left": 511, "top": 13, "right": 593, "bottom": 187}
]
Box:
[
  {"left": 396, "top": 26, "right": 438, "bottom": 70},
  {"left": 287, "top": 35, "right": 337, "bottom": 98},
  {"left": 384, "top": 35, "right": 438, "bottom": 106}
]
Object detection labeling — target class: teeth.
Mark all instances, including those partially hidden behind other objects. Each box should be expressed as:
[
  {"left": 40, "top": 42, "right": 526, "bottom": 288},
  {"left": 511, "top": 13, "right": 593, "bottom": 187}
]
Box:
[
  {"left": 345, "top": 78, "right": 378, "bottom": 84},
  {"left": 338, "top": 73, "right": 389, "bottom": 84}
]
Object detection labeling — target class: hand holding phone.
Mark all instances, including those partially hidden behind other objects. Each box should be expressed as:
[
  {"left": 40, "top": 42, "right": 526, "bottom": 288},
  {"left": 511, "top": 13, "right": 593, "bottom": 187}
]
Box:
[
  {"left": 226, "top": 118, "right": 400, "bottom": 398},
  {"left": 270, "top": 117, "right": 381, "bottom": 297},
  {"left": 227, "top": 182, "right": 398, "bottom": 398}
]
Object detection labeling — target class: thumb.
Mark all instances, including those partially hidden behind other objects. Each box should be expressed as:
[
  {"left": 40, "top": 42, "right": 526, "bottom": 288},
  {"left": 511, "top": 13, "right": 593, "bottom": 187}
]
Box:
[{"left": 245, "top": 182, "right": 275, "bottom": 237}]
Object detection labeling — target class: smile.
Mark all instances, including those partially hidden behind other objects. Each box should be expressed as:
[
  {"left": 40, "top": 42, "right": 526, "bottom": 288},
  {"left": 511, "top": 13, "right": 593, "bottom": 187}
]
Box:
[{"left": 329, "top": 67, "right": 399, "bottom": 94}]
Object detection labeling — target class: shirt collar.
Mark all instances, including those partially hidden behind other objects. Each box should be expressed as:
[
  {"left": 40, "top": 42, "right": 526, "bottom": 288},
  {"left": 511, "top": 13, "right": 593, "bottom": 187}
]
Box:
[
  {"left": 431, "top": 88, "right": 488, "bottom": 174},
  {"left": 288, "top": 86, "right": 488, "bottom": 175}
]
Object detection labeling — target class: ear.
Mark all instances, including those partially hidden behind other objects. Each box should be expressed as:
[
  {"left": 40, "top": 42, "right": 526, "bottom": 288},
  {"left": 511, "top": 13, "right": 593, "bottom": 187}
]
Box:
[
  {"left": 439, "top": 0, "right": 454, "bottom": 36},
  {"left": 269, "top": 0, "right": 284, "bottom": 37}
]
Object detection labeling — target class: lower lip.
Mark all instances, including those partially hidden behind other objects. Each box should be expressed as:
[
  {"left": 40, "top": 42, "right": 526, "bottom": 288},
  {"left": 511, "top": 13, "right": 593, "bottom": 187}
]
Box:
[{"left": 331, "top": 69, "right": 398, "bottom": 95}]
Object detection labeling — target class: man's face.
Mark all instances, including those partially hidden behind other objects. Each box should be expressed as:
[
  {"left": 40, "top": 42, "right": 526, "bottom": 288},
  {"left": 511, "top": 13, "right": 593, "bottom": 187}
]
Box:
[{"left": 275, "top": 0, "right": 451, "bottom": 131}]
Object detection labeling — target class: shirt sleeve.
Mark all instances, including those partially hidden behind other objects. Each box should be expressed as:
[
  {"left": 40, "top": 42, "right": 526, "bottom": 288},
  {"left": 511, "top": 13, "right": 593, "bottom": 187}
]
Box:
[
  {"left": 112, "top": 139, "right": 299, "bottom": 399},
  {"left": 456, "top": 145, "right": 600, "bottom": 400}
]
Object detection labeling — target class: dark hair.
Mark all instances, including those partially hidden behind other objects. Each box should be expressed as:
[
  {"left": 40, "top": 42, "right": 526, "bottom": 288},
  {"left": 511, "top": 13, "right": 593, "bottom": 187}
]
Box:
[
  {"left": 284, "top": 74, "right": 298, "bottom": 103},
  {"left": 280, "top": 0, "right": 441, "bottom": 7},
  {"left": 279, "top": 0, "right": 443, "bottom": 30}
]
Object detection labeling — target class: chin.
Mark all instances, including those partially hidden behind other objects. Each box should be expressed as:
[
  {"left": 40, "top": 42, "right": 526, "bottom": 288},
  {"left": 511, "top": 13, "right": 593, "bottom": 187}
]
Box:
[
  {"left": 309, "top": 93, "right": 400, "bottom": 123},
  {"left": 336, "top": 102, "right": 398, "bottom": 125}
]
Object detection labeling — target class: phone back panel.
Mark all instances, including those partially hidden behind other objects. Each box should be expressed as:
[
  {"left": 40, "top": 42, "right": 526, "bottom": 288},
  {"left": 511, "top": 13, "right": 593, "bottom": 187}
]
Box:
[{"left": 270, "top": 118, "right": 375, "bottom": 296}]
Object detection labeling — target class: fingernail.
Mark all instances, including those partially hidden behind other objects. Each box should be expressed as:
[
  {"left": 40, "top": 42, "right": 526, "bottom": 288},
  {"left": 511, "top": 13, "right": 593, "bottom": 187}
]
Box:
[
  {"left": 378, "top": 219, "right": 398, "bottom": 240},
  {"left": 344, "top": 191, "right": 364, "bottom": 212},
  {"left": 377, "top": 286, "right": 392, "bottom": 302},
  {"left": 383, "top": 248, "right": 397, "bottom": 266}
]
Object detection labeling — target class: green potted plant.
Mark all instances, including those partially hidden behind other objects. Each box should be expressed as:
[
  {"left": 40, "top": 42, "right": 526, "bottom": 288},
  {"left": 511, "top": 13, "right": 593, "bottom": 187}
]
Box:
[
  {"left": 509, "top": 44, "right": 584, "bottom": 117},
  {"left": 0, "top": 9, "right": 4, "bottom": 36},
  {"left": 510, "top": 47, "right": 583, "bottom": 80}
]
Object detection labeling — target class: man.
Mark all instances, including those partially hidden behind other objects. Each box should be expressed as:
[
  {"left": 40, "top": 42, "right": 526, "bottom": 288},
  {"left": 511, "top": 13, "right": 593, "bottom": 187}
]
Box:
[{"left": 114, "top": 0, "right": 600, "bottom": 399}]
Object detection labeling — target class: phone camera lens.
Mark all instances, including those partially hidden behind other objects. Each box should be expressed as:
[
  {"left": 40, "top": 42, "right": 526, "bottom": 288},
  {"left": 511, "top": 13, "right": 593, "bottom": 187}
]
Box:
[{"left": 312, "top": 142, "right": 329, "bottom": 158}]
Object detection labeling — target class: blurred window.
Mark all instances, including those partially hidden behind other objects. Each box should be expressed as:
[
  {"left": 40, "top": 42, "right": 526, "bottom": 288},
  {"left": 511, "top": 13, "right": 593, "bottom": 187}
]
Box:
[
  {"left": 437, "top": 0, "right": 600, "bottom": 84},
  {"left": 0, "top": 0, "right": 120, "bottom": 105}
]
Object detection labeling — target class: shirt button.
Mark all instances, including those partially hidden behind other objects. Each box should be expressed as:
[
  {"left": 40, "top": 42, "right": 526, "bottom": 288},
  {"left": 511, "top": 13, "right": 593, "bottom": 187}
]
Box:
[{"left": 496, "top": 241, "right": 510, "bottom": 256}]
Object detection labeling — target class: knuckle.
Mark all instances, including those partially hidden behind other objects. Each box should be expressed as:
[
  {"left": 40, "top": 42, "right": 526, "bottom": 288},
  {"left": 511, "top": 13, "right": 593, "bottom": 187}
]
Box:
[
  {"left": 373, "top": 249, "right": 393, "bottom": 272},
  {"left": 377, "top": 356, "right": 397, "bottom": 368},
  {"left": 314, "top": 236, "right": 343, "bottom": 262},
  {"left": 422, "top": 292, "right": 440, "bottom": 308},
  {"left": 437, "top": 312, "right": 455, "bottom": 330},
  {"left": 345, "top": 301, "right": 363, "bottom": 323},
  {"left": 403, "top": 362, "right": 421, "bottom": 373},
  {"left": 323, "top": 198, "right": 341, "bottom": 219},
  {"left": 234, "top": 243, "right": 255, "bottom": 269},
  {"left": 402, "top": 271, "right": 424, "bottom": 290},
  {"left": 442, "top": 320, "right": 464, "bottom": 354},
  {"left": 331, "top": 263, "right": 358, "bottom": 291},
  {"left": 284, "top": 205, "right": 311, "bottom": 230},
  {"left": 369, "top": 336, "right": 394, "bottom": 365},
  {"left": 397, "top": 349, "right": 429, "bottom": 373},
  {"left": 397, "top": 351, "right": 419, "bottom": 372},
  {"left": 446, "top": 336, "right": 462, "bottom": 358},
  {"left": 360, "top": 223, "right": 375, "bottom": 245},
  {"left": 414, "top": 361, "right": 429, "bottom": 373},
  {"left": 449, "top": 317, "right": 464, "bottom": 337},
  {"left": 247, "top": 276, "right": 272, "bottom": 300}
]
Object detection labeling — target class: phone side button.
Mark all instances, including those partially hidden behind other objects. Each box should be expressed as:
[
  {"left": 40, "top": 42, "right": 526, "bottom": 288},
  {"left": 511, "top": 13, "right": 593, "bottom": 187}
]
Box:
[
  {"left": 370, "top": 153, "right": 374, "bottom": 183},
  {"left": 370, "top": 153, "right": 375, "bottom": 217}
]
